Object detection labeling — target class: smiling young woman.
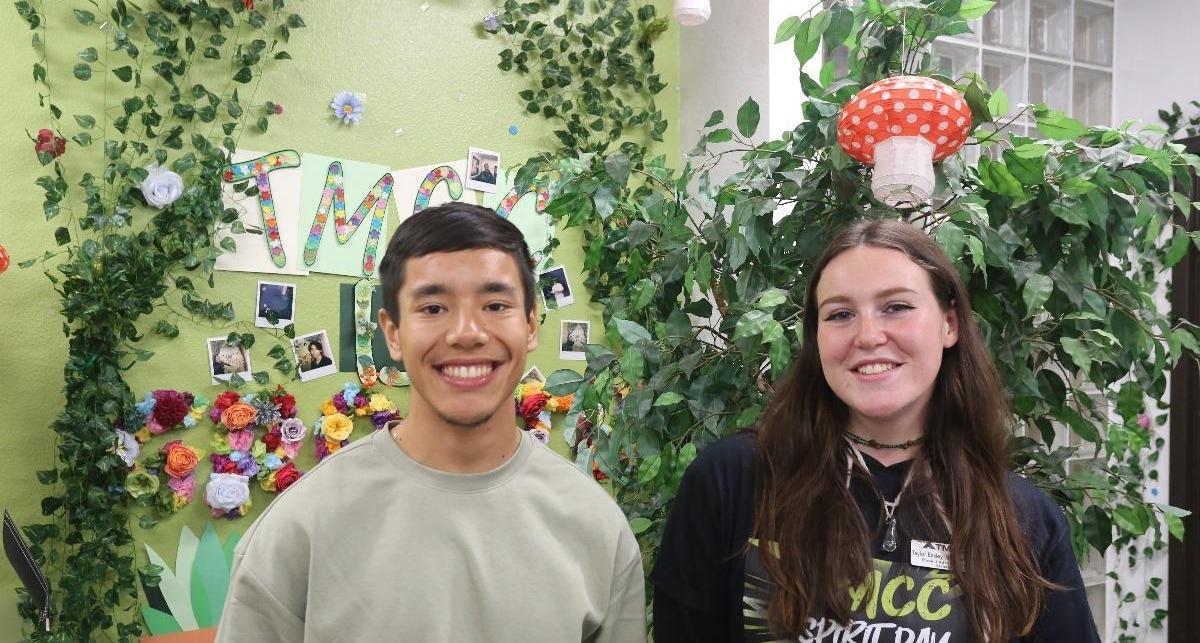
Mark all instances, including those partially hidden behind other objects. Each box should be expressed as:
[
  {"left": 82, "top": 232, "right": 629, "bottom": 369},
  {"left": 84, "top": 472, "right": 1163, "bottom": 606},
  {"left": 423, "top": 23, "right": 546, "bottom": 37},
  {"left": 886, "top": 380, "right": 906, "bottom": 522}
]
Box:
[{"left": 651, "top": 219, "right": 1100, "bottom": 643}]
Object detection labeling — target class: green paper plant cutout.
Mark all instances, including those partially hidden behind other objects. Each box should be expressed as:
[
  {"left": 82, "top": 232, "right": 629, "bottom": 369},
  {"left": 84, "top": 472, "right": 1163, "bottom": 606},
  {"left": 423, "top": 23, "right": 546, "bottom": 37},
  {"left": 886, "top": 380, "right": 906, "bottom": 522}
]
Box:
[
  {"left": 499, "top": 0, "right": 1200, "bottom": 637},
  {"left": 141, "top": 523, "right": 240, "bottom": 635}
]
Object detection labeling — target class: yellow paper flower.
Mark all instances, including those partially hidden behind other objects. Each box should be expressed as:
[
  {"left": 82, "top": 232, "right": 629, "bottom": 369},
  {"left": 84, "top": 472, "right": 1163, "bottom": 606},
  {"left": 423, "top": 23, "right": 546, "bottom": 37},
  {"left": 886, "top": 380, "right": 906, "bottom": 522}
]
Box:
[
  {"left": 326, "top": 438, "right": 343, "bottom": 454},
  {"left": 171, "top": 495, "right": 189, "bottom": 511},
  {"left": 321, "top": 399, "right": 338, "bottom": 416},
  {"left": 323, "top": 413, "right": 354, "bottom": 441},
  {"left": 134, "top": 427, "right": 152, "bottom": 443},
  {"left": 355, "top": 406, "right": 369, "bottom": 416},
  {"left": 369, "top": 394, "right": 393, "bottom": 412},
  {"left": 259, "top": 472, "right": 277, "bottom": 492}
]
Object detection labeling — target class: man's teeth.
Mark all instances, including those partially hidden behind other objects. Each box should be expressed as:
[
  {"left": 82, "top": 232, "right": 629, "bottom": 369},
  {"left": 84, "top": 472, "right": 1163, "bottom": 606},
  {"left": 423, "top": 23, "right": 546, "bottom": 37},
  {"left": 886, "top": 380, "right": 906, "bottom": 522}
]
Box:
[
  {"left": 442, "top": 364, "right": 493, "bottom": 378},
  {"left": 857, "top": 363, "right": 897, "bottom": 375}
]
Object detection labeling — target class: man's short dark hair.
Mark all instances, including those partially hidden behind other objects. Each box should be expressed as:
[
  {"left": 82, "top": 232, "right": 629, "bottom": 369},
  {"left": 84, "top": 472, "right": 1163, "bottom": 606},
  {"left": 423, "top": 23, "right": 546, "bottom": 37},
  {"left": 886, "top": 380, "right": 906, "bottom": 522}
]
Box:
[{"left": 379, "top": 202, "right": 537, "bottom": 322}]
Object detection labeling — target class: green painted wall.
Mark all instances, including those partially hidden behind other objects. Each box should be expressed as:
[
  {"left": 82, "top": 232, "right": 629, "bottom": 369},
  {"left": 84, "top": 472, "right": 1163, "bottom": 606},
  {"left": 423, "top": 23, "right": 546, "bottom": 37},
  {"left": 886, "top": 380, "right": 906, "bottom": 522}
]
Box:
[{"left": 0, "top": 2, "right": 679, "bottom": 637}]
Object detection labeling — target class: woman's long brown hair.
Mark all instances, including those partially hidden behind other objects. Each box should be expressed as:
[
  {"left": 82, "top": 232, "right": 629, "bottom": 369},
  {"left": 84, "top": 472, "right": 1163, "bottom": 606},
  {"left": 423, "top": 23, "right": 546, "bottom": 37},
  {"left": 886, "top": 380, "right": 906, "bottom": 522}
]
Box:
[{"left": 752, "top": 219, "right": 1055, "bottom": 641}]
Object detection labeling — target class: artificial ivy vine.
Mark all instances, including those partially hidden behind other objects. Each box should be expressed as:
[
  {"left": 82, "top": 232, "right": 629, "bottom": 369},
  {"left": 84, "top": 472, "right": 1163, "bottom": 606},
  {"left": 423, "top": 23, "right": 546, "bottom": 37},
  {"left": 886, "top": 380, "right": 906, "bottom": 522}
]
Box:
[
  {"left": 13, "top": 1, "right": 304, "bottom": 639},
  {"left": 497, "top": 0, "right": 1199, "bottom": 637}
]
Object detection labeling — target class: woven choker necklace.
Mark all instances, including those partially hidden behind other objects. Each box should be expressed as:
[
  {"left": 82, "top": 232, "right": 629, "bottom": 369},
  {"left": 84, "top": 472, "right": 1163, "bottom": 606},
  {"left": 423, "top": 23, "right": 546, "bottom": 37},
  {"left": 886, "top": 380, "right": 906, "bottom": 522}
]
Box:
[{"left": 845, "top": 432, "right": 925, "bottom": 450}]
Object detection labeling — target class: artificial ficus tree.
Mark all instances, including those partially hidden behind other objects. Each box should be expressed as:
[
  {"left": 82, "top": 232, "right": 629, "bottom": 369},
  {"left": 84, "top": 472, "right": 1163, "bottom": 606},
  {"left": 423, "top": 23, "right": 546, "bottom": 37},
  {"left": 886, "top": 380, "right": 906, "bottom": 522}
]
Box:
[{"left": 499, "top": 0, "right": 1199, "bottom": 637}]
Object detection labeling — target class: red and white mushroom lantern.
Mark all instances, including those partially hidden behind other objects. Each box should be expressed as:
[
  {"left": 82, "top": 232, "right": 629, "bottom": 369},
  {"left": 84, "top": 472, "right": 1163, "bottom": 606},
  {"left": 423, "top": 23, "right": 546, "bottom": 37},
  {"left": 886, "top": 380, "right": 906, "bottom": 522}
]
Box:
[{"left": 837, "top": 75, "right": 973, "bottom": 206}]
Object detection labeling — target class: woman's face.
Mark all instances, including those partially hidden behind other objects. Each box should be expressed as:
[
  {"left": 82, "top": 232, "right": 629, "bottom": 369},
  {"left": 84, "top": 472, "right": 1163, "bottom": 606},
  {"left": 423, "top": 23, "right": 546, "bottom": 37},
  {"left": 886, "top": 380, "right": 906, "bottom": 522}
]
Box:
[
  {"left": 308, "top": 344, "right": 321, "bottom": 359},
  {"left": 814, "top": 246, "right": 958, "bottom": 433}
]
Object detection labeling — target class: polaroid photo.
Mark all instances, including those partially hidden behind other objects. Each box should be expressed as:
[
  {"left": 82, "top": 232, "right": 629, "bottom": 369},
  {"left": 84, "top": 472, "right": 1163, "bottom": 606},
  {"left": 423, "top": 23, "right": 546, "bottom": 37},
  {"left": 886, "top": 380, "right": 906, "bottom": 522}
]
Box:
[
  {"left": 465, "top": 147, "right": 501, "bottom": 193},
  {"left": 538, "top": 265, "right": 574, "bottom": 311},
  {"left": 207, "top": 337, "right": 253, "bottom": 385},
  {"left": 559, "top": 320, "right": 590, "bottom": 361},
  {"left": 292, "top": 330, "right": 337, "bottom": 382},
  {"left": 520, "top": 366, "right": 546, "bottom": 386},
  {"left": 255, "top": 280, "right": 296, "bottom": 329}
]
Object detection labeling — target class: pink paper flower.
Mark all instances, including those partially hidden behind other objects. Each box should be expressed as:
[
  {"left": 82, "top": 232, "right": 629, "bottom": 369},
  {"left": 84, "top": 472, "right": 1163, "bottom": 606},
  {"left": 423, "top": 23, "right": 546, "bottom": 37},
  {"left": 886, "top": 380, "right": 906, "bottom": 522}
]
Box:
[{"left": 227, "top": 429, "right": 254, "bottom": 452}]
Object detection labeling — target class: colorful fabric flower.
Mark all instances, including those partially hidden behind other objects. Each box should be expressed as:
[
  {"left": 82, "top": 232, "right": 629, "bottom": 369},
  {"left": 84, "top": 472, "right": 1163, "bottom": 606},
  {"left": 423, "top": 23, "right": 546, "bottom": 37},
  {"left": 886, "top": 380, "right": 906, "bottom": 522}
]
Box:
[
  {"left": 483, "top": 12, "right": 501, "bottom": 33},
  {"left": 214, "top": 391, "right": 242, "bottom": 412},
  {"left": 279, "top": 417, "right": 307, "bottom": 443},
  {"left": 531, "top": 428, "right": 550, "bottom": 445},
  {"left": 33, "top": 128, "right": 66, "bottom": 161},
  {"left": 322, "top": 413, "right": 354, "bottom": 441},
  {"left": 249, "top": 395, "right": 282, "bottom": 428},
  {"left": 274, "top": 463, "right": 302, "bottom": 491},
  {"left": 140, "top": 164, "right": 185, "bottom": 209},
  {"left": 221, "top": 402, "right": 258, "bottom": 431},
  {"left": 330, "top": 91, "right": 364, "bottom": 124},
  {"left": 263, "top": 431, "right": 281, "bottom": 452},
  {"left": 369, "top": 394, "right": 394, "bottom": 413},
  {"left": 152, "top": 390, "right": 191, "bottom": 428},
  {"left": 236, "top": 457, "right": 260, "bottom": 478},
  {"left": 263, "top": 453, "right": 283, "bottom": 470},
  {"left": 226, "top": 429, "right": 254, "bottom": 452},
  {"left": 163, "top": 442, "right": 200, "bottom": 478},
  {"left": 125, "top": 471, "right": 159, "bottom": 498},
  {"left": 135, "top": 394, "right": 157, "bottom": 417},
  {"left": 115, "top": 430, "right": 139, "bottom": 467},
  {"left": 321, "top": 399, "right": 338, "bottom": 416},
  {"left": 146, "top": 416, "right": 166, "bottom": 435},
  {"left": 343, "top": 383, "right": 361, "bottom": 405},
  {"left": 166, "top": 475, "right": 195, "bottom": 499},
  {"left": 272, "top": 389, "right": 297, "bottom": 418},
  {"left": 206, "top": 473, "right": 251, "bottom": 511}
]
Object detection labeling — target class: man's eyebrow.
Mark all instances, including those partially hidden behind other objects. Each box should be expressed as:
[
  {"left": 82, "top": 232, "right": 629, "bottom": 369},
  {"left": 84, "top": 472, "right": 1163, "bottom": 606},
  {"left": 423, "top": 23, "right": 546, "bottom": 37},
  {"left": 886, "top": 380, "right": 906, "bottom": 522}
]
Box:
[
  {"left": 817, "top": 286, "right": 918, "bottom": 309},
  {"left": 409, "top": 282, "right": 519, "bottom": 298}
]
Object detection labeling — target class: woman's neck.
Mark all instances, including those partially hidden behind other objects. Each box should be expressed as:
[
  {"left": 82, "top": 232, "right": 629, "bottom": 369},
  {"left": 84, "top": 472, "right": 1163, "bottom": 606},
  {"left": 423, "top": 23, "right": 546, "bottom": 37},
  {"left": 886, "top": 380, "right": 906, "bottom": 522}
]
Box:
[{"left": 846, "top": 411, "right": 925, "bottom": 467}]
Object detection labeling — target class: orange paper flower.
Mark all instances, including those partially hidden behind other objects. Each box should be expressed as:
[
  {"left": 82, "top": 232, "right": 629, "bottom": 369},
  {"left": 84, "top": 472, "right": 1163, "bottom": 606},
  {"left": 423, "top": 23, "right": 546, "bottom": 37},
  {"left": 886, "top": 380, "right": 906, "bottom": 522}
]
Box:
[{"left": 221, "top": 402, "right": 258, "bottom": 431}]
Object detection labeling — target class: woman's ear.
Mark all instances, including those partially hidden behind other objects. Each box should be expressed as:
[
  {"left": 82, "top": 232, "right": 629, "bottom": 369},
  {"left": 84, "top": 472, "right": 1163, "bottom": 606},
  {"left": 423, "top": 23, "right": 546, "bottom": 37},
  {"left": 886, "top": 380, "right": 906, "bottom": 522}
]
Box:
[{"left": 943, "top": 301, "right": 959, "bottom": 348}]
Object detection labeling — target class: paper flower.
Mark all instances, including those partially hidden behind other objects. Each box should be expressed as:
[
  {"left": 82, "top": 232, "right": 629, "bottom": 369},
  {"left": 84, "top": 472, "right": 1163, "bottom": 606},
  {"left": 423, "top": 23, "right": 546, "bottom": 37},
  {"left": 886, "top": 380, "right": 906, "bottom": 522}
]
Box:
[
  {"left": 152, "top": 390, "right": 192, "bottom": 428},
  {"left": 483, "top": 12, "right": 500, "bottom": 33},
  {"left": 531, "top": 428, "right": 550, "bottom": 445},
  {"left": 206, "top": 473, "right": 251, "bottom": 511},
  {"left": 140, "top": 164, "right": 185, "bottom": 209},
  {"left": 330, "top": 91, "right": 364, "bottom": 125},
  {"left": 33, "top": 128, "right": 66, "bottom": 161},
  {"left": 114, "top": 430, "right": 139, "bottom": 467},
  {"left": 226, "top": 429, "right": 254, "bottom": 452},
  {"left": 166, "top": 475, "right": 195, "bottom": 500}
]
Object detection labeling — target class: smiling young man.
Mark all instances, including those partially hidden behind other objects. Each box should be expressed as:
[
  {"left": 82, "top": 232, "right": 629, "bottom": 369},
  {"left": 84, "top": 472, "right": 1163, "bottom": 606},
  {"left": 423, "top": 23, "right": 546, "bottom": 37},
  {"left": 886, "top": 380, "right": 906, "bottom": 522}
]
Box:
[{"left": 216, "top": 202, "right": 645, "bottom": 642}]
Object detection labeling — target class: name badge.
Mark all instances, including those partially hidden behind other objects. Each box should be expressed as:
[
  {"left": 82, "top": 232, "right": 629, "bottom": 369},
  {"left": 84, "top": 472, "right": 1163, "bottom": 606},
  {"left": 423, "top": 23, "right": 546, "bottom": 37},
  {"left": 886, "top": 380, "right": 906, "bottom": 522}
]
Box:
[{"left": 910, "top": 539, "right": 951, "bottom": 570}]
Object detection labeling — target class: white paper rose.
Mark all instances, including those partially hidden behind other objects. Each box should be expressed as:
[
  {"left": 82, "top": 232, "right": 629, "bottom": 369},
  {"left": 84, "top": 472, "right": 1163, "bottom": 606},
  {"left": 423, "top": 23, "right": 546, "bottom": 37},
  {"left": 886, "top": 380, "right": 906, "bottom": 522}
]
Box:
[
  {"left": 279, "top": 417, "right": 307, "bottom": 443},
  {"left": 140, "top": 164, "right": 185, "bottom": 208},
  {"left": 530, "top": 428, "right": 550, "bottom": 445},
  {"left": 206, "top": 473, "right": 250, "bottom": 510}
]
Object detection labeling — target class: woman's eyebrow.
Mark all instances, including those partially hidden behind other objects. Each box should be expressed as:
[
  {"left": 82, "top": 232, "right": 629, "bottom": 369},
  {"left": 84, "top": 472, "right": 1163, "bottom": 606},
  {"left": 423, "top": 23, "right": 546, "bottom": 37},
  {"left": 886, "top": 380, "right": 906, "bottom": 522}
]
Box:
[{"left": 817, "top": 286, "right": 918, "bottom": 310}]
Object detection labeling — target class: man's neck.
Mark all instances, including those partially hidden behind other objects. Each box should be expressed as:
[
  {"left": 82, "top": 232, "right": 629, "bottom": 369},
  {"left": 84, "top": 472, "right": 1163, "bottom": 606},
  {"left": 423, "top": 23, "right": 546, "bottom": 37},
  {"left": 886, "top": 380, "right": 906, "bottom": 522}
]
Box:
[{"left": 393, "top": 406, "right": 523, "bottom": 474}]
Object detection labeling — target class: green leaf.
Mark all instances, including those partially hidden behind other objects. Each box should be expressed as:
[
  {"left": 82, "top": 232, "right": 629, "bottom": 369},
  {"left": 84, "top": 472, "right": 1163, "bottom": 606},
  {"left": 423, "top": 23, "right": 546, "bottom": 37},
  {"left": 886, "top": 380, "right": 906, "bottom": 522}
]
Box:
[
  {"left": 755, "top": 288, "right": 788, "bottom": 309},
  {"left": 1082, "top": 505, "right": 1112, "bottom": 553},
  {"left": 958, "top": 0, "right": 997, "bottom": 20},
  {"left": 774, "top": 16, "right": 801, "bottom": 43},
  {"left": 1159, "top": 504, "right": 1190, "bottom": 542},
  {"left": 1165, "top": 227, "right": 1192, "bottom": 267},
  {"left": 1036, "top": 109, "right": 1088, "bottom": 141},
  {"left": 654, "top": 392, "right": 686, "bottom": 407},
  {"left": 604, "top": 152, "right": 630, "bottom": 185},
  {"left": 74, "top": 114, "right": 96, "bottom": 129},
  {"left": 637, "top": 455, "right": 661, "bottom": 483},
  {"left": 793, "top": 17, "right": 820, "bottom": 67},
  {"left": 736, "top": 97, "right": 760, "bottom": 138},
  {"left": 628, "top": 517, "right": 652, "bottom": 534},
  {"left": 73, "top": 63, "right": 93, "bottom": 81},
  {"left": 112, "top": 66, "right": 133, "bottom": 82},
  {"left": 545, "top": 369, "right": 584, "bottom": 395},
  {"left": 612, "top": 318, "right": 652, "bottom": 345},
  {"left": 704, "top": 110, "right": 724, "bottom": 127},
  {"left": 1060, "top": 336, "right": 1092, "bottom": 375},
  {"left": 73, "top": 9, "right": 95, "bottom": 25},
  {"left": 1022, "top": 274, "right": 1054, "bottom": 316},
  {"left": 986, "top": 87, "right": 1008, "bottom": 117},
  {"left": 232, "top": 67, "right": 253, "bottom": 84},
  {"left": 707, "top": 128, "right": 733, "bottom": 143}
]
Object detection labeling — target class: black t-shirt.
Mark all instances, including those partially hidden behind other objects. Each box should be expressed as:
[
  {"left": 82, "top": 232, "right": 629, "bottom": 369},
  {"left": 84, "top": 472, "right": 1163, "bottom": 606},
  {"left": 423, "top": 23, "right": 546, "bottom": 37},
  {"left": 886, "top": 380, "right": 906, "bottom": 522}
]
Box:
[{"left": 650, "top": 432, "right": 1101, "bottom": 643}]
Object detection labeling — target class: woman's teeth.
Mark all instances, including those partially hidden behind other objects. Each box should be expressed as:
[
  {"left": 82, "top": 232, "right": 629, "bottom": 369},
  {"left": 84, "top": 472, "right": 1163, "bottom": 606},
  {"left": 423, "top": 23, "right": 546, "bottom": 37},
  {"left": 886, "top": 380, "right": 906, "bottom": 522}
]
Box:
[{"left": 857, "top": 363, "right": 896, "bottom": 375}]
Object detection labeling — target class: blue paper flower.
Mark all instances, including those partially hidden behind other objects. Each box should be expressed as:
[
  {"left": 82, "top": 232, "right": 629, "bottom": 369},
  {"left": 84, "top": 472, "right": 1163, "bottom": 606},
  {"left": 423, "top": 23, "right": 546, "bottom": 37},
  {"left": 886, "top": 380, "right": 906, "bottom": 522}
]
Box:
[
  {"left": 483, "top": 12, "right": 501, "bottom": 33},
  {"left": 182, "top": 415, "right": 196, "bottom": 428},
  {"left": 343, "top": 383, "right": 361, "bottom": 406},
  {"left": 330, "top": 91, "right": 364, "bottom": 125},
  {"left": 265, "top": 453, "right": 283, "bottom": 470}
]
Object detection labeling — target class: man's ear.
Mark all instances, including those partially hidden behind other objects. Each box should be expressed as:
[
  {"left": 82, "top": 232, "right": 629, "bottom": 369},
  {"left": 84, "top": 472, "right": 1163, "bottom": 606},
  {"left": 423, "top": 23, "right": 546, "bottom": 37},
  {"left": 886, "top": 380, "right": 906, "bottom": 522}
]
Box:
[
  {"left": 379, "top": 308, "right": 403, "bottom": 361},
  {"left": 526, "top": 303, "right": 539, "bottom": 353}
]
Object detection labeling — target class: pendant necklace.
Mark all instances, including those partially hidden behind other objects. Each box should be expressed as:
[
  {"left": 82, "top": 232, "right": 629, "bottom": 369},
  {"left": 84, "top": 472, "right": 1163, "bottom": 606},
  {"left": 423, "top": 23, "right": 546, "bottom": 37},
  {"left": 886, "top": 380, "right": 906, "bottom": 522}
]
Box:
[{"left": 845, "top": 439, "right": 914, "bottom": 553}]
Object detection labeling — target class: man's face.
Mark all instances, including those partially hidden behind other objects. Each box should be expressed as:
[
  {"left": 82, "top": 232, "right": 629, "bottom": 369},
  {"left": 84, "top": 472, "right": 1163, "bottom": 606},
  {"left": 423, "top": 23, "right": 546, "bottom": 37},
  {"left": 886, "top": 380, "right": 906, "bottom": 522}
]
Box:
[{"left": 380, "top": 248, "right": 537, "bottom": 429}]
